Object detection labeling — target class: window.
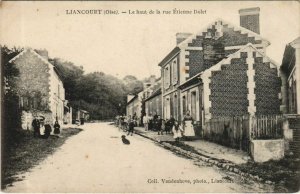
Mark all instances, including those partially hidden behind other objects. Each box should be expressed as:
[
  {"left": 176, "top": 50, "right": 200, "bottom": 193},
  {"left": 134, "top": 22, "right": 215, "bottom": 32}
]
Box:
[
  {"left": 173, "top": 94, "right": 178, "bottom": 120},
  {"left": 182, "top": 96, "right": 186, "bottom": 117},
  {"left": 191, "top": 91, "right": 197, "bottom": 120},
  {"left": 172, "top": 58, "right": 178, "bottom": 84},
  {"left": 164, "top": 65, "right": 170, "bottom": 89},
  {"left": 33, "top": 98, "right": 38, "bottom": 109}
]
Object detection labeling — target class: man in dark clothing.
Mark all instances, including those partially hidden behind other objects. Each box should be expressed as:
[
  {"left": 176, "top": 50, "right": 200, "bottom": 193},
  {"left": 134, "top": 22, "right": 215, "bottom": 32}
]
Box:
[
  {"left": 155, "top": 115, "right": 162, "bottom": 133},
  {"left": 166, "top": 115, "right": 175, "bottom": 134},
  {"left": 32, "top": 117, "right": 41, "bottom": 138},
  {"left": 127, "top": 115, "right": 135, "bottom": 136}
]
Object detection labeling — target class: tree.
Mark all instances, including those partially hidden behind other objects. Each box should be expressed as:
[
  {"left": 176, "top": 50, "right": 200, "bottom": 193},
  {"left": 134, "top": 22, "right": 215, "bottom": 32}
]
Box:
[
  {"left": 50, "top": 58, "right": 84, "bottom": 100},
  {"left": 123, "top": 75, "right": 143, "bottom": 95},
  {"left": 1, "top": 46, "right": 22, "bottom": 143}
]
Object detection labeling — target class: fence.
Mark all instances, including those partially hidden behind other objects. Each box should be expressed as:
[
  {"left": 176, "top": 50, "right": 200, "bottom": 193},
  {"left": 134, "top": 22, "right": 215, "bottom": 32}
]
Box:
[
  {"left": 250, "top": 115, "right": 283, "bottom": 140},
  {"left": 204, "top": 115, "right": 284, "bottom": 152}
]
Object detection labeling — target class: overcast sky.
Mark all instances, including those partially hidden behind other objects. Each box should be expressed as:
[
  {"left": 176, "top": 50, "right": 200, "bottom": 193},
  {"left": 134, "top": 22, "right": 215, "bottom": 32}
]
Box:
[{"left": 1, "top": 1, "right": 299, "bottom": 79}]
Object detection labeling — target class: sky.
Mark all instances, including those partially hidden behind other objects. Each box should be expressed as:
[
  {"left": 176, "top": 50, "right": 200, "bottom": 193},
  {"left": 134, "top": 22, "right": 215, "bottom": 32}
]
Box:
[{"left": 1, "top": 1, "right": 299, "bottom": 80}]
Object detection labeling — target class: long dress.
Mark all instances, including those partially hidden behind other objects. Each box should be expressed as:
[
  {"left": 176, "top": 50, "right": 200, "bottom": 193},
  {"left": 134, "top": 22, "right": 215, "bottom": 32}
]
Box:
[
  {"left": 183, "top": 115, "right": 195, "bottom": 137},
  {"left": 172, "top": 125, "right": 182, "bottom": 139}
]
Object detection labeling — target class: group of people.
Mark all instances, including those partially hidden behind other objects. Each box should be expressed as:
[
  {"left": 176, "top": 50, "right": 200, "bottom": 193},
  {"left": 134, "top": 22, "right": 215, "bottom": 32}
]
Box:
[
  {"left": 116, "top": 114, "right": 138, "bottom": 136},
  {"left": 143, "top": 113, "right": 173, "bottom": 135},
  {"left": 32, "top": 115, "right": 61, "bottom": 139},
  {"left": 115, "top": 110, "right": 196, "bottom": 141},
  {"left": 143, "top": 110, "right": 195, "bottom": 141}
]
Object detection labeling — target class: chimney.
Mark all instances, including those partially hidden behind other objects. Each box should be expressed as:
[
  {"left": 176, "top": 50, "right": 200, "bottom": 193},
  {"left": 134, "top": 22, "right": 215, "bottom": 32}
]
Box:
[
  {"left": 35, "top": 49, "right": 49, "bottom": 60},
  {"left": 176, "top": 33, "right": 192, "bottom": 45},
  {"left": 239, "top": 7, "right": 260, "bottom": 34}
]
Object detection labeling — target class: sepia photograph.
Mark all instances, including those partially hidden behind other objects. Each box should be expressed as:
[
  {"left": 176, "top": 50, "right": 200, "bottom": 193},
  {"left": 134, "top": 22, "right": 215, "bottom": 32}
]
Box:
[{"left": 1, "top": 1, "right": 300, "bottom": 193}]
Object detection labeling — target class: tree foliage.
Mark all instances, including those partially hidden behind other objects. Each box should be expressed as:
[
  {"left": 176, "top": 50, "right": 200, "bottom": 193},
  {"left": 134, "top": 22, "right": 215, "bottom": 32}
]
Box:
[
  {"left": 2, "top": 45, "right": 146, "bottom": 121},
  {"left": 1, "top": 46, "right": 23, "bottom": 136},
  {"left": 52, "top": 62, "right": 144, "bottom": 120}
]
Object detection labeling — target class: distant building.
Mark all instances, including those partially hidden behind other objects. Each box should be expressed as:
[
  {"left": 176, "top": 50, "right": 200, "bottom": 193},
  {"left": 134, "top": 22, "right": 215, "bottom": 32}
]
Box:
[
  {"left": 144, "top": 88, "right": 162, "bottom": 117},
  {"left": 144, "top": 79, "right": 162, "bottom": 117},
  {"left": 72, "top": 108, "right": 89, "bottom": 123},
  {"left": 126, "top": 77, "right": 162, "bottom": 125},
  {"left": 126, "top": 94, "right": 142, "bottom": 123},
  {"left": 8, "top": 48, "right": 68, "bottom": 129}
]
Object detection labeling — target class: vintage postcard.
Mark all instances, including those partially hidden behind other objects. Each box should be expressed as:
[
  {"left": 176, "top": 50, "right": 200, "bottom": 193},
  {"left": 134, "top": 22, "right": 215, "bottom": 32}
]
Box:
[{"left": 1, "top": 1, "right": 300, "bottom": 193}]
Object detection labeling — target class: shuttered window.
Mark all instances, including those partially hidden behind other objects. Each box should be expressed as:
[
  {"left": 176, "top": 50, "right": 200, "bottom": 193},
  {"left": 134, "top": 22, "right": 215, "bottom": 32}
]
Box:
[
  {"left": 164, "top": 65, "right": 170, "bottom": 89},
  {"left": 172, "top": 58, "right": 178, "bottom": 85}
]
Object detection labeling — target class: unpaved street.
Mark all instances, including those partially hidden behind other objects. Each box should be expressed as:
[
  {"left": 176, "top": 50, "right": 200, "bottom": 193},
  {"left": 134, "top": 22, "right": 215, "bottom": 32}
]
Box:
[{"left": 5, "top": 123, "right": 274, "bottom": 193}]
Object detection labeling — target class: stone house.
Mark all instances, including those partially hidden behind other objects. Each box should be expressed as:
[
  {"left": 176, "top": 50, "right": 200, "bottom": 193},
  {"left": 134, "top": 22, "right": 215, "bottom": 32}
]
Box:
[
  {"left": 144, "top": 79, "right": 162, "bottom": 117},
  {"left": 159, "top": 7, "right": 283, "bottom": 131},
  {"left": 72, "top": 108, "right": 89, "bottom": 123},
  {"left": 8, "top": 48, "right": 67, "bottom": 129},
  {"left": 126, "top": 93, "right": 142, "bottom": 121}
]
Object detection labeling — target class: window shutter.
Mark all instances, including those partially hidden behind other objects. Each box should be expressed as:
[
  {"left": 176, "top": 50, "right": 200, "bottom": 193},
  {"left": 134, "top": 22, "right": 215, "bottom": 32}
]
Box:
[
  {"left": 164, "top": 65, "right": 170, "bottom": 89},
  {"left": 173, "top": 58, "right": 178, "bottom": 84}
]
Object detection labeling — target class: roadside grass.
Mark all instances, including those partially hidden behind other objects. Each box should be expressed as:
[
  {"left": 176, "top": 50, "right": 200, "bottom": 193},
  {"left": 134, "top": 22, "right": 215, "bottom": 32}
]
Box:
[
  {"left": 239, "top": 156, "right": 300, "bottom": 192},
  {"left": 167, "top": 140, "right": 299, "bottom": 192},
  {"left": 1, "top": 127, "right": 82, "bottom": 189}
]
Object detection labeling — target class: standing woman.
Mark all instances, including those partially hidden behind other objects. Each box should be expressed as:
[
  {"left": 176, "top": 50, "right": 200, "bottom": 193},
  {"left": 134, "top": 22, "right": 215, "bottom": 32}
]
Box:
[
  {"left": 143, "top": 113, "right": 149, "bottom": 131},
  {"left": 172, "top": 120, "right": 183, "bottom": 141},
  {"left": 54, "top": 120, "right": 61, "bottom": 134},
  {"left": 32, "top": 116, "right": 41, "bottom": 138},
  {"left": 182, "top": 110, "right": 195, "bottom": 137},
  {"left": 148, "top": 113, "right": 153, "bottom": 131}
]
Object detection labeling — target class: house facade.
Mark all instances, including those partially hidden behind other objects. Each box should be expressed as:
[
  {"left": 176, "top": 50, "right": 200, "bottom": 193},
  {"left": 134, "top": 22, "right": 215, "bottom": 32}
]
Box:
[
  {"left": 144, "top": 79, "right": 162, "bottom": 117},
  {"left": 281, "top": 37, "right": 300, "bottom": 115},
  {"left": 280, "top": 37, "right": 300, "bottom": 156},
  {"left": 126, "top": 77, "right": 162, "bottom": 125},
  {"left": 159, "top": 7, "right": 283, "bottom": 132},
  {"left": 72, "top": 108, "right": 89, "bottom": 123},
  {"left": 126, "top": 94, "right": 142, "bottom": 120},
  {"left": 8, "top": 48, "right": 67, "bottom": 130}
]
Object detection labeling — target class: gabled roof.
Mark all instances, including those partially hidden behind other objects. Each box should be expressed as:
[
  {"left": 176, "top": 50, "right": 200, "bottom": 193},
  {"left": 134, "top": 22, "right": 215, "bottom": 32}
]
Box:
[
  {"left": 290, "top": 37, "right": 300, "bottom": 48},
  {"left": 144, "top": 88, "right": 161, "bottom": 102},
  {"left": 158, "top": 19, "right": 270, "bottom": 68},
  {"left": 178, "top": 19, "right": 270, "bottom": 48},
  {"left": 158, "top": 47, "right": 180, "bottom": 67},
  {"left": 201, "top": 43, "right": 278, "bottom": 79},
  {"left": 281, "top": 37, "right": 299, "bottom": 75},
  {"left": 8, "top": 48, "right": 64, "bottom": 82}
]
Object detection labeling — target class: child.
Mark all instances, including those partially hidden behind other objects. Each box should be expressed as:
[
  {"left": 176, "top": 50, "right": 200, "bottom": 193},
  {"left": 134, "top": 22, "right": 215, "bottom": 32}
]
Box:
[
  {"left": 172, "top": 120, "right": 183, "bottom": 141},
  {"left": 158, "top": 119, "right": 165, "bottom": 135}
]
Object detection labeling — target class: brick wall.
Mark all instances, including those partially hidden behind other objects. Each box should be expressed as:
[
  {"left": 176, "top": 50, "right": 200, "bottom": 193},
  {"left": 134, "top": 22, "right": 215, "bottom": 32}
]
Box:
[
  {"left": 240, "top": 14, "right": 260, "bottom": 34},
  {"left": 187, "top": 50, "right": 204, "bottom": 77},
  {"left": 185, "top": 23, "right": 262, "bottom": 79},
  {"left": 221, "top": 25, "right": 262, "bottom": 46},
  {"left": 210, "top": 58, "right": 249, "bottom": 117},
  {"left": 254, "top": 57, "right": 281, "bottom": 115}
]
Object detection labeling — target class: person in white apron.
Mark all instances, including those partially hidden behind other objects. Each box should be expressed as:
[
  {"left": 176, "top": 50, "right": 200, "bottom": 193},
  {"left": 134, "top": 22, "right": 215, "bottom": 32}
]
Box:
[
  {"left": 182, "top": 110, "right": 195, "bottom": 137},
  {"left": 172, "top": 120, "right": 183, "bottom": 141}
]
